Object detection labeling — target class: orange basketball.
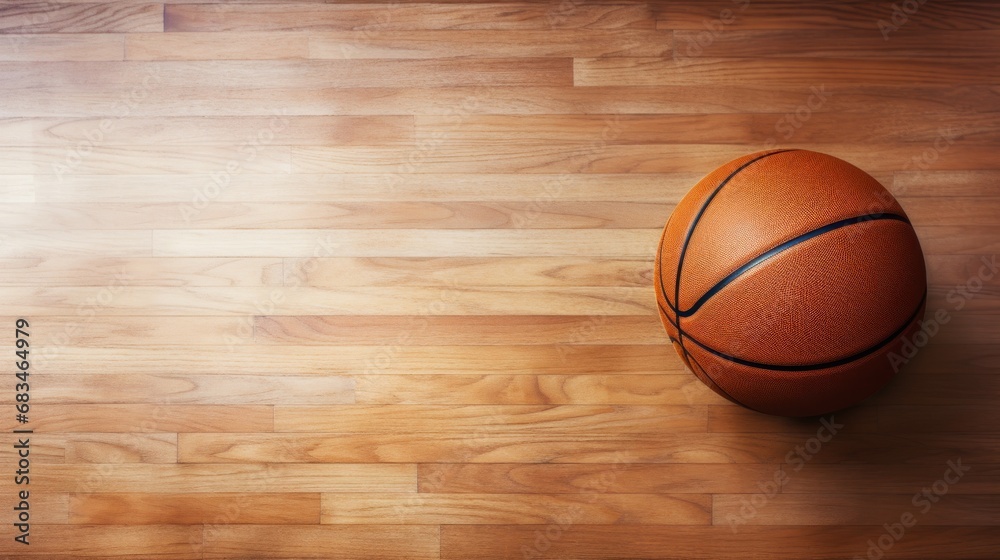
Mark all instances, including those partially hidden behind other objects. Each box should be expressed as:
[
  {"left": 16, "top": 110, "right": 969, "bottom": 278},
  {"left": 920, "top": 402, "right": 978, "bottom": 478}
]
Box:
[{"left": 654, "top": 149, "right": 927, "bottom": 417}]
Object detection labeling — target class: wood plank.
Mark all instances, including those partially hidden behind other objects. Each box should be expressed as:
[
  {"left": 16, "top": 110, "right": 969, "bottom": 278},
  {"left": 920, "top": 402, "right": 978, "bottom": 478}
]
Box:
[
  {"left": 177, "top": 432, "right": 807, "bottom": 463},
  {"left": 895, "top": 170, "right": 1000, "bottom": 197},
  {"left": 255, "top": 315, "right": 665, "bottom": 346},
  {"left": 879, "top": 405, "right": 1000, "bottom": 433},
  {"left": 354, "top": 374, "right": 718, "bottom": 405},
  {"left": 273, "top": 405, "right": 707, "bottom": 434},
  {"left": 321, "top": 492, "right": 710, "bottom": 524},
  {"left": 165, "top": 3, "right": 653, "bottom": 32},
  {"left": 201, "top": 525, "right": 439, "bottom": 560},
  {"left": 575, "top": 57, "right": 999, "bottom": 87},
  {"left": 32, "top": 344, "right": 678, "bottom": 375},
  {"left": 35, "top": 463, "right": 418, "bottom": 493},
  {"left": 713, "top": 494, "right": 1000, "bottom": 525},
  {"left": 34, "top": 374, "right": 355, "bottom": 404},
  {"left": 901, "top": 344, "right": 1000, "bottom": 375},
  {"left": 24, "top": 316, "right": 251, "bottom": 346},
  {"left": 707, "top": 406, "right": 877, "bottom": 433},
  {"left": 0, "top": 230, "right": 150, "bottom": 257},
  {"left": 283, "top": 257, "right": 654, "bottom": 288},
  {"left": 902, "top": 197, "right": 1000, "bottom": 225},
  {"left": 916, "top": 227, "right": 1000, "bottom": 255},
  {"left": 290, "top": 144, "right": 1000, "bottom": 174},
  {"left": 64, "top": 433, "right": 177, "bottom": 463},
  {"left": 871, "top": 374, "right": 1000, "bottom": 405},
  {"left": 309, "top": 29, "right": 670, "bottom": 58},
  {"left": 0, "top": 116, "right": 414, "bottom": 146},
  {"left": 415, "top": 113, "right": 758, "bottom": 144},
  {"left": 0, "top": 525, "right": 201, "bottom": 558},
  {"left": 441, "top": 525, "right": 1000, "bottom": 559},
  {"left": 0, "top": 59, "right": 572, "bottom": 89},
  {"left": 127, "top": 31, "right": 309, "bottom": 60},
  {"left": 1, "top": 286, "right": 655, "bottom": 316},
  {"left": 654, "top": 1, "right": 1000, "bottom": 31},
  {"left": 673, "top": 29, "right": 1000, "bottom": 58},
  {"left": 782, "top": 463, "right": 1000, "bottom": 495},
  {"left": 0, "top": 257, "right": 283, "bottom": 287},
  {"left": 0, "top": 32, "right": 122, "bottom": 61},
  {"left": 31, "top": 173, "right": 688, "bottom": 203},
  {"left": 418, "top": 463, "right": 780, "bottom": 494},
  {"left": 152, "top": 229, "right": 659, "bottom": 258},
  {"left": 69, "top": 493, "right": 321, "bottom": 524},
  {"left": 26, "top": 404, "right": 272, "bottom": 433},
  {"left": 5, "top": 84, "right": 995, "bottom": 118},
  {"left": 0, "top": 3, "right": 163, "bottom": 33},
  {"left": 0, "top": 201, "right": 669, "bottom": 229},
  {"left": 0, "top": 145, "right": 290, "bottom": 174}
]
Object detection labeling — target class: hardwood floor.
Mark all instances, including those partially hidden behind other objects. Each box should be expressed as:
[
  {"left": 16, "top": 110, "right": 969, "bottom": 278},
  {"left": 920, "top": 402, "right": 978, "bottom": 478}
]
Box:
[{"left": 0, "top": 1, "right": 997, "bottom": 558}]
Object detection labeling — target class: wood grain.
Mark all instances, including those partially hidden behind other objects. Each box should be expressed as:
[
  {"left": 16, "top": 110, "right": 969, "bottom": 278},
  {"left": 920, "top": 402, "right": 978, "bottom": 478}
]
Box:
[
  {"left": 0, "top": 3, "right": 997, "bottom": 558},
  {"left": 0, "top": 3, "right": 163, "bottom": 33}
]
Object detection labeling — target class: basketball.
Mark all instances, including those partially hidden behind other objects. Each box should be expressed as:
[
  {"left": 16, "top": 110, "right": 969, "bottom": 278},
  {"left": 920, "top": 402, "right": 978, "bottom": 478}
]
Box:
[{"left": 654, "top": 149, "right": 927, "bottom": 417}]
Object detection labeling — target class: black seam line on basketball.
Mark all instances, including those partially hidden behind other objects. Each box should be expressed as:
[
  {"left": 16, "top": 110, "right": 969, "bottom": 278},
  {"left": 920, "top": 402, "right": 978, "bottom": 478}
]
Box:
[
  {"left": 682, "top": 289, "right": 927, "bottom": 372},
  {"left": 669, "top": 149, "right": 795, "bottom": 352},
  {"left": 673, "top": 212, "right": 912, "bottom": 318}
]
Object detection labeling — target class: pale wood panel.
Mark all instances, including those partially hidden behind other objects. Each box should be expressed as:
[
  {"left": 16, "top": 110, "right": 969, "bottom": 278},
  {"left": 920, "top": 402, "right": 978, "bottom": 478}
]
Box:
[
  {"left": 273, "top": 404, "right": 707, "bottom": 434},
  {"left": 0, "top": 59, "right": 572, "bottom": 89},
  {"left": 291, "top": 144, "right": 1000, "bottom": 174},
  {"left": 69, "top": 493, "right": 321, "bottom": 524},
  {"left": 0, "top": 525, "right": 201, "bottom": 558},
  {"left": 164, "top": 3, "right": 653, "bottom": 32},
  {"left": 1, "top": 286, "right": 656, "bottom": 316},
  {"left": 441, "top": 525, "right": 1000, "bottom": 559},
  {"left": 127, "top": 31, "right": 309, "bottom": 61},
  {"left": 0, "top": 201, "right": 668, "bottom": 229},
  {"left": 201, "top": 525, "right": 439, "bottom": 560},
  {"left": 34, "top": 374, "right": 356, "bottom": 404},
  {"left": 0, "top": 3, "right": 163, "bottom": 33},
  {"left": 0, "top": 33, "right": 122, "bottom": 61},
  {"left": 902, "top": 197, "right": 1000, "bottom": 226},
  {"left": 22, "top": 316, "right": 250, "bottom": 346},
  {"left": 64, "top": 433, "right": 177, "bottom": 463},
  {"left": 0, "top": 145, "right": 290, "bottom": 174},
  {"left": 0, "top": 177, "right": 33, "bottom": 201},
  {"left": 34, "top": 463, "right": 418, "bottom": 493},
  {"left": 308, "top": 29, "right": 670, "bottom": 58},
  {"left": 33, "top": 344, "right": 678, "bottom": 375},
  {"left": 177, "top": 432, "right": 810, "bottom": 463},
  {"left": 416, "top": 113, "right": 1000, "bottom": 145},
  {"left": 255, "top": 315, "right": 665, "bottom": 346},
  {"left": 654, "top": 1, "right": 1000, "bottom": 31},
  {"left": 26, "top": 405, "right": 272, "bottom": 433},
  {"left": 0, "top": 116, "right": 413, "bottom": 146},
  {"left": 713, "top": 494, "right": 1000, "bottom": 526},
  {"left": 321, "top": 492, "right": 711, "bottom": 524},
  {"left": 30, "top": 173, "right": 689, "bottom": 203},
  {"left": 5, "top": 84, "right": 994, "bottom": 117},
  {"left": 418, "top": 463, "right": 779, "bottom": 494},
  {"left": 152, "top": 229, "right": 659, "bottom": 258},
  {"left": 0, "top": 230, "right": 150, "bottom": 257},
  {"left": 0, "top": 257, "right": 283, "bottom": 286},
  {"left": 284, "top": 257, "right": 653, "bottom": 287},
  {"left": 673, "top": 29, "right": 1000, "bottom": 58},
  {"left": 354, "top": 374, "right": 718, "bottom": 405}
]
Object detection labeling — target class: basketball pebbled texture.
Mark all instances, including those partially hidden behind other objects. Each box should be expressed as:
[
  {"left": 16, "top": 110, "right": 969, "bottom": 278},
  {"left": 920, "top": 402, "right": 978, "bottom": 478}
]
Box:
[{"left": 654, "top": 149, "right": 927, "bottom": 417}]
